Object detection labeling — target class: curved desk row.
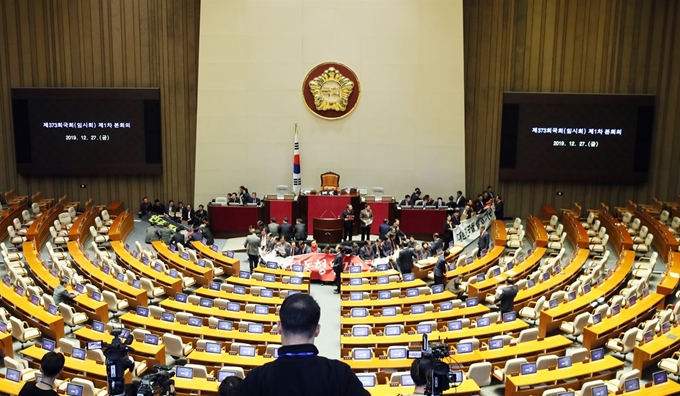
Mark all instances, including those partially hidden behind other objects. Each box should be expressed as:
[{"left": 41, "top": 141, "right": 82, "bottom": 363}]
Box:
[
  {"left": 538, "top": 250, "right": 635, "bottom": 337},
  {"left": 67, "top": 241, "right": 148, "bottom": 308},
  {"left": 22, "top": 241, "right": 108, "bottom": 323}
]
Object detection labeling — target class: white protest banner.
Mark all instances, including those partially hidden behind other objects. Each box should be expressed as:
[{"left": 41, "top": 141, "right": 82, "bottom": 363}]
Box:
[{"left": 452, "top": 208, "right": 496, "bottom": 246}]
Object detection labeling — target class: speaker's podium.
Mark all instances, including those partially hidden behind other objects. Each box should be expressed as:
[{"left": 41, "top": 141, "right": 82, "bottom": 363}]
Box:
[{"left": 313, "top": 217, "right": 343, "bottom": 244}]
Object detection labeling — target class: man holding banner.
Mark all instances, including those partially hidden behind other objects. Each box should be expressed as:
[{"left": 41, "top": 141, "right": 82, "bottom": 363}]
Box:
[{"left": 477, "top": 225, "right": 490, "bottom": 257}]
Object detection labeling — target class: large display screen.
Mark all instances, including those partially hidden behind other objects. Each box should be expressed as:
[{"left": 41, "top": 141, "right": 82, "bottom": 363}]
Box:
[
  {"left": 12, "top": 88, "right": 162, "bottom": 175},
  {"left": 499, "top": 93, "right": 654, "bottom": 182}
]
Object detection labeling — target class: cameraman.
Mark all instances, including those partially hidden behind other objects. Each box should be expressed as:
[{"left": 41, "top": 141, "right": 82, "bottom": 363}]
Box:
[{"left": 406, "top": 358, "right": 431, "bottom": 396}]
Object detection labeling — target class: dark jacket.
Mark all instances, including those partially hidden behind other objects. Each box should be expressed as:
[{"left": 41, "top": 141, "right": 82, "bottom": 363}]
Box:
[
  {"left": 235, "top": 344, "right": 369, "bottom": 396},
  {"left": 495, "top": 285, "right": 519, "bottom": 313},
  {"left": 280, "top": 222, "right": 294, "bottom": 241},
  {"left": 478, "top": 231, "right": 490, "bottom": 252},
  {"left": 294, "top": 223, "right": 307, "bottom": 241},
  {"left": 397, "top": 248, "right": 417, "bottom": 274}
]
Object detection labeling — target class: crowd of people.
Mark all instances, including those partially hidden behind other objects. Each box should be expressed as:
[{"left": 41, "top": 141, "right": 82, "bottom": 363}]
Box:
[
  {"left": 138, "top": 196, "right": 215, "bottom": 248},
  {"left": 400, "top": 186, "right": 504, "bottom": 220}
]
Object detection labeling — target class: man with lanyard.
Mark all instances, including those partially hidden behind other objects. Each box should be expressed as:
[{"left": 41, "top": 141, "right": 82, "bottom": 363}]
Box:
[
  {"left": 235, "top": 294, "right": 368, "bottom": 396},
  {"left": 19, "top": 352, "right": 65, "bottom": 396}
]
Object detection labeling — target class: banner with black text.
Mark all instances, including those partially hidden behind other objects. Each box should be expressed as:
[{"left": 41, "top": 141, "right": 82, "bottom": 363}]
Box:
[{"left": 452, "top": 208, "right": 496, "bottom": 246}]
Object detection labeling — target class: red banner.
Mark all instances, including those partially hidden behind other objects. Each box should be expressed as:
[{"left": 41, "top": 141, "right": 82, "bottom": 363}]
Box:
[{"left": 288, "top": 253, "right": 370, "bottom": 282}]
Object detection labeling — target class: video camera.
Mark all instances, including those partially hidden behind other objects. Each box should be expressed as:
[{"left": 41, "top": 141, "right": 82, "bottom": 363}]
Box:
[
  {"left": 406, "top": 334, "right": 463, "bottom": 396},
  {"left": 87, "top": 328, "right": 135, "bottom": 396},
  {"left": 137, "top": 364, "right": 176, "bottom": 396}
]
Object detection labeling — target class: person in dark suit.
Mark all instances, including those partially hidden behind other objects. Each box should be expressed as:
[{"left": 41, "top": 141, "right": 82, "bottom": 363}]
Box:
[
  {"left": 268, "top": 218, "right": 280, "bottom": 237},
  {"left": 251, "top": 192, "right": 262, "bottom": 206},
  {"left": 495, "top": 278, "right": 519, "bottom": 313},
  {"left": 298, "top": 240, "right": 311, "bottom": 255},
  {"left": 181, "top": 204, "right": 195, "bottom": 223},
  {"left": 239, "top": 186, "right": 252, "bottom": 204},
  {"left": 194, "top": 205, "right": 208, "bottom": 226},
  {"left": 397, "top": 247, "right": 418, "bottom": 274},
  {"left": 382, "top": 239, "right": 394, "bottom": 257},
  {"left": 359, "top": 241, "right": 374, "bottom": 261},
  {"left": 433, "top": 252, "right": 447, "bottom": 286},
  {"left": 446, "top": 196, "right": 457, "bottom": 209},
  {"left": 477, "top": 225, "right": 490, "bottom": 257},
  {"left": 455, "top": 191, "right": 466, "bottom": 208},
  {"left": 372, "top": 240, "right": 384, "bottom": 258},
  {"left": 294, "top": 218, "right": 307, "bottom": 241},
  {"left": 165, "top": 200, "right": 176, "bottom": 218},
  {"left": 200, "top": 223, "right": 214, "bottom": 246},
  {"left": 452, "top": 210, "right": 461, "bottom": 226},
  {"left": 332, "top": 245, "right": 344, "bottom": 294},
  {"left": 435, "top": 197, "right": 446, "bottom": 208},
  {"left": 494, "top": 195, "right": 504, "bottom": 220},
  {"left": 244, "top": 226, "right": 261, "bottom": 271},
  {"left": 378, "top": 219, "right": 390, "bottom": 240},
  {"left": 473, "top": 195, "right": 485, "bottom": 213},
  {"left": 399, "top": 195, "right": 411, "bottom": 207},
  {"left": 280, "top": 218, "right": 294, "bottom": 241},
  {"left": 173, "top": 202, "right": 184, "bottom": 223},
  {"left": 429, "top": 233, "right": 445, "bottom": 257},
  {"left": 151, "top": 199, "right": 165, "bottom": 215},
  {"left": 443, "top": 215, "right": 455, "bottom": 245},
  {"left": 486, "top": 185, "right": 495, "bottom": 199},
  {"left": 342, "top": 204, "right": 355, "bottom": 242},
  {"left": 410, "top": 188, "right": 421, "bottom": 204},
  {"left": 138, "top": 197, "right": 152, "bottom": 218}
]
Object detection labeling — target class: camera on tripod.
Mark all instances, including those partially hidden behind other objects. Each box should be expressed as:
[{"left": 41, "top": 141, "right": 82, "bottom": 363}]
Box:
[
  {"left": 137, "top": 364, "right": 176, "bottom": 396},
  {"left": 87, "top": 328, "right": 135, "bottom": 396},
  {"left": 406, "top": 334, "right": 463, "bottom": 396}
]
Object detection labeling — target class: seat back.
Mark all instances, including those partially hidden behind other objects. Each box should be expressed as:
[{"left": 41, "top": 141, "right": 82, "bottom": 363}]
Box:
[
  {"left": 672, "top": 217, "right": 680, "bottom": 230},
  {"left": 467, "top": 362, "right": 492, "bottom": 387},
  {"left": 518, "top": 328, "right": 538, "bottom": 343},
  {"left": 630, "top": 218, "right": 641, "bottom": 230},
  {"left": 579, "top": 380, "right": 605, "bottom": 396},
  {"left": 163, "top": 333, "right": 186, "bottom": 357},
  {"left": 567, "top": 347, "right": 589, "bottom": 362},
  {"left": 218, "top": 366, "right": 245, "bottom": 379},
  {"left": 536, "top": 355, "right": 557, "bottom": 370},
  {"left": 389, "top": 371, "right": 411, "bottom": 384},
  {"left": 59, "top": 303, "right": 75, "bottom": 325},
  {"left": 71, "top": 378, "right": 98, "bottom": 396},
  {"left": 10, "top": 317, "right": 28, "bottom": 341},
  {"left": 503, "top": 358, "right": 528, "bottom": 376},
  {"left": 638, "top": 226, "right": 649, "bottom": 239},
  {"left": 185, "top": 363, "right": 209, "bottom": 378},
  {"left": 58, "top": 212, "right": 71, "bottom": 226},
  {"left": 102, "top": 290, "right": 119, "bottom": 311},
  {"left": 617, "top": 369, "right": 640, "bottom": 390},
  {"left": 320, "top": 172, "right": 340, "bottom": 190},
  {"left": 59, "top": 337, "right": 80, "bottom": 354},
  {"left": 4, "top": 356, "right": 26, "bottom": 370},
  {"left": 572, "top": 312, "right": 591, "bottom": 335}
]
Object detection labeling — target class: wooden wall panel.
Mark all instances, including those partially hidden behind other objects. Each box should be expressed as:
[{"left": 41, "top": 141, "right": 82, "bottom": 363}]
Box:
[
  {"left": 0, "top": 0, "right": 200, "bottom": 210},
  {"left": 464, "top": 0, "right": 680, "bottom": 218}
]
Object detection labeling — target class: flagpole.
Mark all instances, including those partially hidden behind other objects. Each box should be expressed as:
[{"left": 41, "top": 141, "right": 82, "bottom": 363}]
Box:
[{"left": 293, "top": 123, "right": 301, "bottom": 196}]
